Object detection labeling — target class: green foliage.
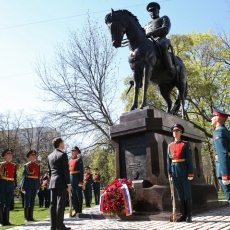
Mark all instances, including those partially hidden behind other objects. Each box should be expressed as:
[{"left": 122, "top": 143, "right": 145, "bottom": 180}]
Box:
[{"left": 83, "top": 145, "right": 115, "bottom": 187}]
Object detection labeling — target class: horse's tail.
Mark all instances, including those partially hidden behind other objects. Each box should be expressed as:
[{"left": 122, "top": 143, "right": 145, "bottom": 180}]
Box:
[{"left": 170, "top": 82, "right": 187, "bottom": 115}]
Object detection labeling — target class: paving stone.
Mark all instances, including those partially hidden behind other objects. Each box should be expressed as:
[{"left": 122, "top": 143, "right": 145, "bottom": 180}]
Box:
[{"left": 6, "top": 205, "right": 230, "bottom": 230}]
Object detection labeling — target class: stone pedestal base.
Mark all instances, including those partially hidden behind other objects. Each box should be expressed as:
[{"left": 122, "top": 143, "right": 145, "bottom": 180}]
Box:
[{"left": 110, "top": 107, "right": 218, "bottom": 212}]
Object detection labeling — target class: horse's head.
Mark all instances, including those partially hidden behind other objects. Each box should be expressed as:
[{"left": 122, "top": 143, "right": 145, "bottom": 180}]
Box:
[{"left": 105, "top": 9, "right": 126, "bottom": 48}]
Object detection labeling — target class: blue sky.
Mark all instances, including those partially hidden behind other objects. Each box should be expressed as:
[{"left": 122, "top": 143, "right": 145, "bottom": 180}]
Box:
[{"left": 0, "top": 0, "right": 229, "bottom": 114}]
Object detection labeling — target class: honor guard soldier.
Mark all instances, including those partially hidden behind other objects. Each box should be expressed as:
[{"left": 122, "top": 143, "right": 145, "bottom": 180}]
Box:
[
  {"left": 0, "top": 148, "right": 17, "bottom": 226},
  {"left": 21, "top": 150, "right": 40, "bottom": 222},
  {"left": 212, "top": 107, "right": 230, "bottom": 204},
  {"left": 38, "top": 173, "right": 45, "bottom": 208},
  {"left": 69, "top": 146, "right": 84, "bottom": 217},
  {"left": 92, "top": 168, "right": 101, "bottom": 205},
  {"left": 167, "top": 124, "right": 194, "bottom": 223},
  {"left": 42, "top": 172, "right": 50, "bottom": 208},
  {"left": 83, "top": 166, "right": 93, "bottom": 207}
]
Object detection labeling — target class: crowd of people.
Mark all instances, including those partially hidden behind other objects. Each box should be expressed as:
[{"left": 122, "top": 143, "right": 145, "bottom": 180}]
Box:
[{"left": 0, "top": 140, "right": 100, "bottom": 229}]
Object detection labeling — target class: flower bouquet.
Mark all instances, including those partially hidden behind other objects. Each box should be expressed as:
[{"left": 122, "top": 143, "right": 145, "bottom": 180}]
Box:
[{"left": 99, "top": 178, "right": 136, "bottom": 216}]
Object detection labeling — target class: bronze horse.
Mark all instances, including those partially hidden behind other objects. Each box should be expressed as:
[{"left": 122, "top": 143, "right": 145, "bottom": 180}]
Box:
[{"left": 105, "top": 9, "right": 187, "bottom": 119}]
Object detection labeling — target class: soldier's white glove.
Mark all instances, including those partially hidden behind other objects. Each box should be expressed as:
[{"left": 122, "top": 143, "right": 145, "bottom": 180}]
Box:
[
  {"left": 188, "top": 177, "right": 193, "bottom": 180},
  {"left": 37, "top": 190, "right": 39, "bottom": 193},
  {"left": 78, "top": 184, "right": 83, "bottom": 187},
  {"left": 21, "top": 190, "right": 26, "bottom": 194},
  {"left": 222, "top": 180, "right": 230, "bottom": 185}
]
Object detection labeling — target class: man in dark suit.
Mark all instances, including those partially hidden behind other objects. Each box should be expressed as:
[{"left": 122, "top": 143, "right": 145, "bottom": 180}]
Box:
[{"left": 48, "top": 137, "right": 71, "bottom": 230}]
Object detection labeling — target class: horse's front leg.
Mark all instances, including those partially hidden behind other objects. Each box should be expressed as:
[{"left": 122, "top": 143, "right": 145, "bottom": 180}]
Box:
[
  {"left": 130, "top": 72, "right": 141, "bottom": 111},
  {"left": 140, "top": 65, "right": 152, "bottom": 109}
]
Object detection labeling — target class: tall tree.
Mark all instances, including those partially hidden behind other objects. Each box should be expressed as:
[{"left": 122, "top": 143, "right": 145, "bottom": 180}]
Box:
[{"left": 36, "top": 16, "right": 119, "bottom": 150}]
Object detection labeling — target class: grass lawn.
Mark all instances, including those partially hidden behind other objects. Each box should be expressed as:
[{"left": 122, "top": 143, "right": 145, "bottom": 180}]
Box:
[
  {"left": 217, "top": 190, "right": 227, "bottom": 200},
  {"left": 0, "top": 196, "right": 96, "bottom": 230}
]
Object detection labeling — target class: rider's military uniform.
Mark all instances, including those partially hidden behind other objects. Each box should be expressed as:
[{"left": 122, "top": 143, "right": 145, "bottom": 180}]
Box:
[
  {"left": 21, "top": 150, "right": 40, "bottom": 222},
  {"left": 144, "top": 15, "right": 171, "bottom": 42},
  {"left": 144, "top": 2, "right": 174, "bottom": 76},
  {"left": 0, "top": 148, "right": 17, "bottom": 226}
]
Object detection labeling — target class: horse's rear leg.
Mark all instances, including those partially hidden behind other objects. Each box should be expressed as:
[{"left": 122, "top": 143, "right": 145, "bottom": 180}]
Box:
[
  {"left": 159, "top": 84, "right": 174, "bottom": 113},
  {"left": 176, "top": 73, "right": 187, "bottom": 120},
  {"left": 130, "top": 72, "right": 141, "bottom": 110}
]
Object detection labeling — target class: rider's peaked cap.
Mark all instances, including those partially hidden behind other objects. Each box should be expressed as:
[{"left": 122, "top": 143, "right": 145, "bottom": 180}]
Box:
[
  {"left": 2, "top": 148, "right": 13, "bottom": 157},
  {"left": 171, "top": 124, "right": 184, "bottom": 133},
  {"left": 146, "top": 2, "right": 161, "bottom": 11},
  {"left": 213, "top": 107, "right": 230, "bottom": 118},
  {"left": 27, "top": 149, "right": 37, "bottom": 158}
]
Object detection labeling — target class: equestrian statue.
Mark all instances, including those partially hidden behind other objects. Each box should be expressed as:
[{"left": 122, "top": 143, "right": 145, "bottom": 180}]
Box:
[{"left": 105, "top": 2, "right": 187, "bottom": 119}]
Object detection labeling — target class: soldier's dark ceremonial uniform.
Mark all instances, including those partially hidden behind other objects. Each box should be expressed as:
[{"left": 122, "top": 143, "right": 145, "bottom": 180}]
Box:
[
  {"left": 167, "top": 124, "right": 194, "bottom": 223},
  {"left": 0, "top": 148, "right": 17, "bottom": 226},
  {"left": 42, "top": 173, "right": 50, "bottom": 208},
  {"left": 212, "top": 107, "right": 230, "bottom": 204},
  {"left": 38, "top": 174, "right": 45, "bottom": 208},
  {"left": 83, "top": 166, "right": 93, "bottom": 207},
  {"left": 92, "top": 168, "right": 101, "bottom": 205},
  {"left": 69, "top": 146, "right": 83, "bottom": 217},
  {"left": 21, "top": 150, "right": 40, "bottom": 222}
]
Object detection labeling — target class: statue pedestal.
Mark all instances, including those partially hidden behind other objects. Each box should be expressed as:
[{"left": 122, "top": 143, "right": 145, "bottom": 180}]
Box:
[{"left": 110, "top": 107, "right": 218, "bottom": 212}]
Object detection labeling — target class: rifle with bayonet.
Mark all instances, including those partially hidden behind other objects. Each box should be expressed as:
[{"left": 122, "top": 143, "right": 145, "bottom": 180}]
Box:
[{"left": 169, "top": 177, "right": 177, "bottom": 222}]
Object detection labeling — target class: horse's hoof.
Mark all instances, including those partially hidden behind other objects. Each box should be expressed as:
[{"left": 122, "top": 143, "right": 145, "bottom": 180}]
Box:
[
  {"left": 139, "top": 104, "right": 146, "bottom": 110},
  {"left": 129, "top": 106, "right": 136, "bottom": 111}
]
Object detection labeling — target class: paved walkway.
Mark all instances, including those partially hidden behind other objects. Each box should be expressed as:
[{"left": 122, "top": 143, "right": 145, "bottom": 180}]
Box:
[{"left": 8, "top": 205, "right": 230, "bottom": 230}]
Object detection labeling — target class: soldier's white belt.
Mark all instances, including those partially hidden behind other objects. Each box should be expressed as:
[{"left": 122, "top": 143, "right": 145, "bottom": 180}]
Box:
[
  {"left": 215, "top": 153, "right": 230, "bottom": 159},
  {"left": 26, "top": 176, "right": 38, "bottom": 179},
  {"left": 172, "top": 159, "right": 186, "bottom": 163},
  {"left": 70, "top": 170, "right": 80, "bottom": 174},
  {"left": 1, "top": 176, "right": 14, "bottom": 181}
]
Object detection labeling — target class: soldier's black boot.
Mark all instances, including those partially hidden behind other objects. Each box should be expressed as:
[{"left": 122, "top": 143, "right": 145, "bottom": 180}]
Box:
[
  {"left": 176, "top": 200, "right": 186, "bottom": 222},
  {"left": 78, "top": 201, "right": 82, "bottom": 213},
  {"left": 71, "top": 202, "right": 79, "bottom": 217},
  {"left": 186, "top": 199, "right": 192, "bottom": 223},
  {"left": 28, "top": 207, "right": 35, "bottom": 221},
  {"left": 45, "top": 200, "right": 49, "bottom": 208},
  {"left": 3, "top": 207, "right": 12, "bottom": 225},
  {"left": 24, "top": 208, "right": 29, "bottom": 222},
  {"left": 0, "top": 208, "right": 3, "bottom": 226}
]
